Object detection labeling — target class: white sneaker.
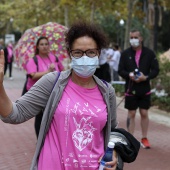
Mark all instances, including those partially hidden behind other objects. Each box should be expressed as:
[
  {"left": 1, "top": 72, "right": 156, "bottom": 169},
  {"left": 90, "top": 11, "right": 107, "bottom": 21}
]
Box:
[{"left": 9, "top": 77, "right": 14, "bottom": 80}]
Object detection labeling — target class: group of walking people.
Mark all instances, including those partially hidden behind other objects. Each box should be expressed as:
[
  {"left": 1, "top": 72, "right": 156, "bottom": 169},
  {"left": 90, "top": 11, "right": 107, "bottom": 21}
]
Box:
[
  {"left": 94, "top": 43, "right": 121, "bottom": 83},
  {"left": 0, "top": 20, "right": 159, "bottom": 170}
]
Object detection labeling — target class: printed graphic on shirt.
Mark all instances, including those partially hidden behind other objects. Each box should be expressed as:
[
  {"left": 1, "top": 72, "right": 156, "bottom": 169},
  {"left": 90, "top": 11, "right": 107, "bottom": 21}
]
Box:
[
  {"left": 64, "top": 98, "right": 100, "bottom": 151},
  {"left": 72, "top": 116, "right": 97, "bottom": 151}
]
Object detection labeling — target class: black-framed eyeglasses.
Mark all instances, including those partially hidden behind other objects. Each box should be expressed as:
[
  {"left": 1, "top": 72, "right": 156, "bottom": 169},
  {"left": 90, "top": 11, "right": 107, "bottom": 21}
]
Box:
[
  {"left": 70, "top": 49, "right": 100, "bottom": 58},
  {"left": 130, "top": 36, "right": 139, "bottom": 39}
]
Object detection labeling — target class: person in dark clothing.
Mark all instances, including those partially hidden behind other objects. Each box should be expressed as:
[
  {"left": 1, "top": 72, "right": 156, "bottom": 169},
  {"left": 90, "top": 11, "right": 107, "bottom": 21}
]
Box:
[
  {"left": 0, "top": 39, "right": 4, "bottom": 50},
  {"left": 94, "top": 48, "right": 111, "bottom": 82},
  {"left": 118, "top": 29, "right": 159, "bottom": 149}
]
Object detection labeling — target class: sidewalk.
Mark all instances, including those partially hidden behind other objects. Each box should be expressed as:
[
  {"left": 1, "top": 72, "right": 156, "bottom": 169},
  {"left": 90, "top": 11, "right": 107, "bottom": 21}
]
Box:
[
  {"left": 117, "top": 98, "right": 170, "bottom": 170},
  {"left": 0, "top": 66, "right": 170, "bottom": 170},
  {"left": 1, "top": 67, "right": 36, "bottom": 170}
]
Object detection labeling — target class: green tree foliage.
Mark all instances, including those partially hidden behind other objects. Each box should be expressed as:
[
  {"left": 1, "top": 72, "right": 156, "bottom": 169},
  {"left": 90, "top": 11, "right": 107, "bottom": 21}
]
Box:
[
  {"left": 0, "top": 0, "right": 170, "bottom": 51},
  {"left": 0, "top": 0, "right": 128, "bottom": 34}
]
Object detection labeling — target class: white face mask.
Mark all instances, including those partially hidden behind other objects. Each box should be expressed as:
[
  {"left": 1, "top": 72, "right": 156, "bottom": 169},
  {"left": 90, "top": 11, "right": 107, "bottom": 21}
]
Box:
[
  {"left": 71, "top": 56, "right": 99, "bottom": 78},
  {"left": 129, "top": 38, "right": 140, "bottom": 47}
]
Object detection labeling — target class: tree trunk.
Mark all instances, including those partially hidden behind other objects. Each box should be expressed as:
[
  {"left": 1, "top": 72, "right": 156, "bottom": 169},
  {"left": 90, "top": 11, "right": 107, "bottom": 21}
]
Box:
[
  {"left": 149, "top": 27, "right": 154, "bottom": 50},
  {"left": 124, "top": 0, "right": 134, "bottom": 50},
  {"left": 64, "top": 4, "right": 69, "bottom": 27},
  {"left": 154, "top": 0, "right": 158, "bottom": 52},
  {"left": 147, "top": 1, "right": 155, "bottom": 50},
  {"left": 90, "top": 2, "right": 95, "bottom": 23}
]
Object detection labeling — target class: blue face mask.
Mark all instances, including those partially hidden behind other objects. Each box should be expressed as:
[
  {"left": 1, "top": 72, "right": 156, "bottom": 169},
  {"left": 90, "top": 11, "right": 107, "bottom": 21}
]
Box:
[{"left": 71, "top": 56, "right": 99, "bottom": 78}]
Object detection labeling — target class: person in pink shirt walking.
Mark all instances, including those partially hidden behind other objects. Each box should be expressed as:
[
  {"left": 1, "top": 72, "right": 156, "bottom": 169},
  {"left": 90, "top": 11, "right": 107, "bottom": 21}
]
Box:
[{"left": 22, "top": 36, "right": 64, "bottom": 138}]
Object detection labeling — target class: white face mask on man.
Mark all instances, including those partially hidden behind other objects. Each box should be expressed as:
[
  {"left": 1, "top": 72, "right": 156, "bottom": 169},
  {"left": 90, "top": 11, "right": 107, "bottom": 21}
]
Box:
[
  {"left": 129, "top": 38, "right": 140, "bottom": 47},
  {"left": 71, "top": 56, "right": 99, "bottom": 78}
]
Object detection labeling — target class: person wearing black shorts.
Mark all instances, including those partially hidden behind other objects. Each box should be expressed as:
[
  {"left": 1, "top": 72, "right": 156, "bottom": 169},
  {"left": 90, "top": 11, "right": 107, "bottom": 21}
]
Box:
[
  {"left": 125, "top": 94, "right": 151, "bottom": 110},
  {"left": 118, "top": 29, "right": 159, "bottom": 149}
]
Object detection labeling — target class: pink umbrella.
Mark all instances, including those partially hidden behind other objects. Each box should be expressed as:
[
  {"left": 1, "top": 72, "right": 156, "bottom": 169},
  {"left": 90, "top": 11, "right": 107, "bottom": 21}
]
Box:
[{"left": 13, "top": 22, "right": 68, "bottom": 70}]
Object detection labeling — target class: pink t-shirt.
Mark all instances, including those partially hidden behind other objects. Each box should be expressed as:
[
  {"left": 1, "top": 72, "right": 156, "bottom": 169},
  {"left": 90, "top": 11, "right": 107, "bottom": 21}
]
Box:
[
  {"left": 135, "top": 49, "right": 142, "bottom": 67},
  {"left": 7, "top": 44, "right": 13, "bottom": 62},
  {"left": 26, "top": 53, "right": 59, "bottom": 90},
  {"left": 38, "top": 78, "right": 107, "bottom": 170}
]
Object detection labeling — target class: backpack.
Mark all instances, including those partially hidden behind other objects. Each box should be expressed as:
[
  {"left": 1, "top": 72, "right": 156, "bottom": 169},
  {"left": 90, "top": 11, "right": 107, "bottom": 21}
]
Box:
[{"left": 21, "top": 56, "right": 39, "bottom": 96}]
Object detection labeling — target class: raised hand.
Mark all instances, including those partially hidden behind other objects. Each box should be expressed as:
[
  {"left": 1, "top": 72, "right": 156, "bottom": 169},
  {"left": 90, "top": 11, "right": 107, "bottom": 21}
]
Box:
[
  {"left": 48, "top": 63, "right": 55, "bottom": 72},
  {"left": 0, "top": 50, "right": 5, "bottom": 84}
]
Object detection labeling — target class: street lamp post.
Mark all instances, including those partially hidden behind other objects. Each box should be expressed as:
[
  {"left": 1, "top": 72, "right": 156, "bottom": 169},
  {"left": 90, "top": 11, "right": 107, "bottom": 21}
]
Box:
[
  {"left": 6, "top": 18, "right": 14, "bottom": 34},
  {"left": 10, "top": 18, "right": 14, "bottom": 33},
  {"left": 119, "top": 19, "right": 125, "bottom": 51}
]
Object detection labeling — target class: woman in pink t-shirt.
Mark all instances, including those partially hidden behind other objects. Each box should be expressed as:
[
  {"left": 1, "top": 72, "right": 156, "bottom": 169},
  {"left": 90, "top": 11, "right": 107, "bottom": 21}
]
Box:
[
  {"left": 0, "top": 22, "right": 140, "bottom": 170},
  {"left": 25, "top": 36, "right": 63, "bottom": 138},
  {"left": 4, "top": 42, "right": 14, "bottom": 79},
  {"left": 37, "top": 23, "right": 119, "bottom": 170},
  {"left": 26, "top": 36, "right": 63, "bottom": 91}
]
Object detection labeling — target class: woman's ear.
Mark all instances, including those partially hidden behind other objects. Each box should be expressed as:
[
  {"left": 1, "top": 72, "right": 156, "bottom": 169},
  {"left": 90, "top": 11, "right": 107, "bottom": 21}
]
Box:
[{"left": 139, "top": 36, "right": 143, "bottom": 43}]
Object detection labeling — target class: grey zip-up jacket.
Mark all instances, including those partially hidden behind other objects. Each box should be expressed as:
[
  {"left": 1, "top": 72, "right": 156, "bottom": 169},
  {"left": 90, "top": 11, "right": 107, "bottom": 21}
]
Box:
[{"left": 1, "top": 69, "right": 119, "bottom": 170}]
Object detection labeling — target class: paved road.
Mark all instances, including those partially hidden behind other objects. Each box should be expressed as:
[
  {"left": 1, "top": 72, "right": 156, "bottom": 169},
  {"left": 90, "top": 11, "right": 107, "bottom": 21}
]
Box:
[{"left": 0, "top": 66, "right": 170, "bottom": 170}]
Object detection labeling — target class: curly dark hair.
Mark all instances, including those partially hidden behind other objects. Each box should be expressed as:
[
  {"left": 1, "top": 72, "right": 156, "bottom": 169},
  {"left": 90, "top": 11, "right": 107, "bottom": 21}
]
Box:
[
  {"left": 65, "top": 21, "right": 109, "bottom": 53},
  {"left": 35, "top": 36, "right": 49, "bottom": 55}
]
